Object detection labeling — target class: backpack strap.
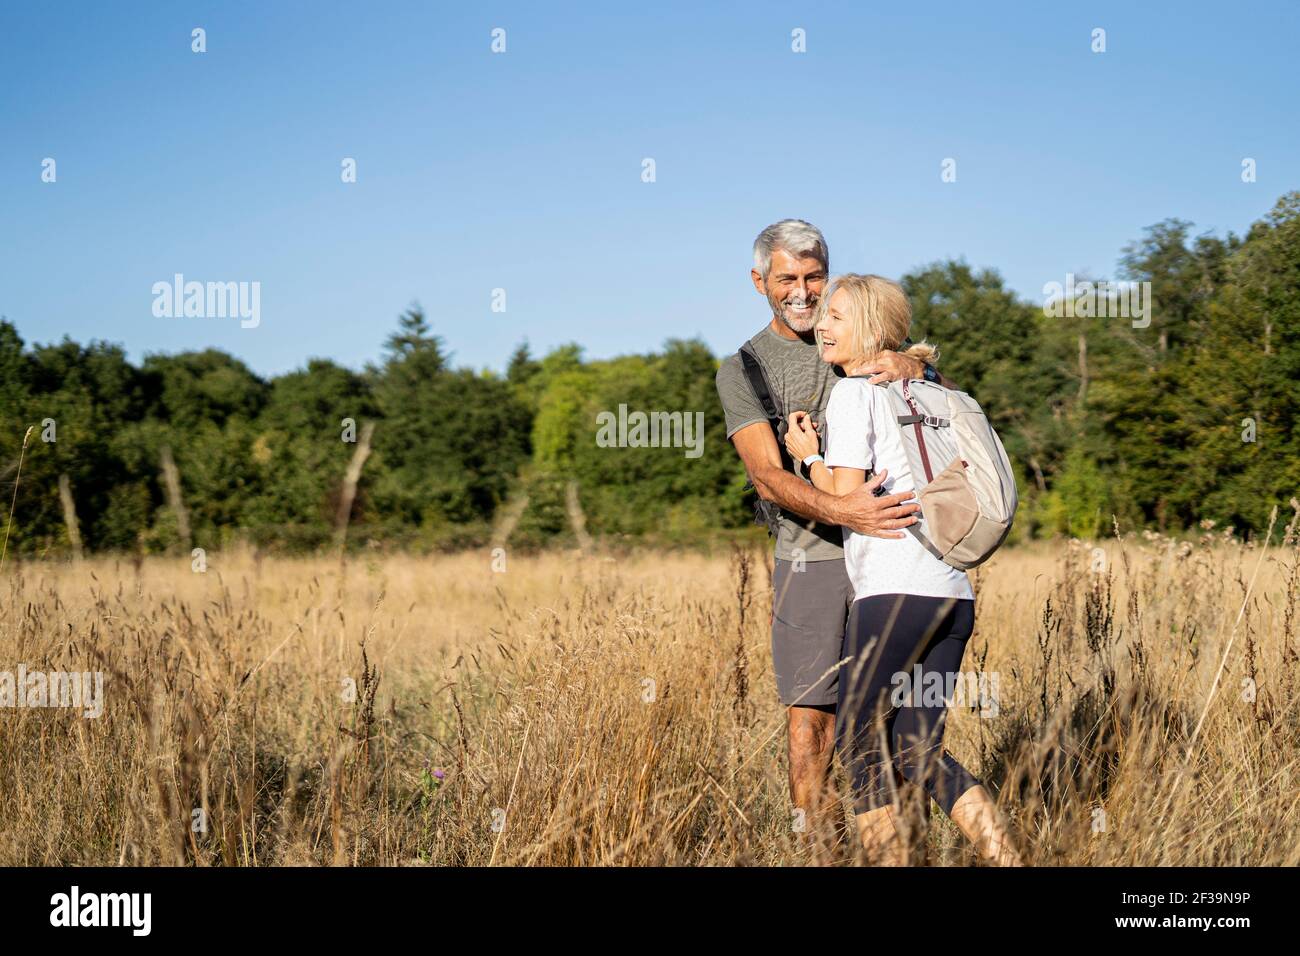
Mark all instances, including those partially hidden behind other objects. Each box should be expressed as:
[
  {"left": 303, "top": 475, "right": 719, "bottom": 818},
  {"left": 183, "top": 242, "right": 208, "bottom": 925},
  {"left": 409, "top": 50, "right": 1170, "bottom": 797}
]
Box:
[
  {"left": 849, "top": 376, "right": 948, "bottom": 426},
  {"left": 739, "top": 343, "right": 795, "bottom": 477},
  {"left": 865, "top": 466, "right": 946, "bottom": 561},
  {"left": 739, "top": 344, "right": 782, "bottom": 425},
  {"left": 900, "top": 379, "right": 936, "bottom": 483},
  {"left": 737, "top": 344, "right": 789, "bottom": 537},
  {"left": 906, "top": 523, "right": 947, "bottom": 561},
  {"left": 846, "top": 372, "right": 889, "bottom": 387}
]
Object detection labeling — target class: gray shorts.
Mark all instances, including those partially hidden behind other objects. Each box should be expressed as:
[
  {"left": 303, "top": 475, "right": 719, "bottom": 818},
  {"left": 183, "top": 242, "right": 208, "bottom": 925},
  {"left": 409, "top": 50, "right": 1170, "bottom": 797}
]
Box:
[{"left": 771, "top": 557, "right": 855, "bottom": 707}]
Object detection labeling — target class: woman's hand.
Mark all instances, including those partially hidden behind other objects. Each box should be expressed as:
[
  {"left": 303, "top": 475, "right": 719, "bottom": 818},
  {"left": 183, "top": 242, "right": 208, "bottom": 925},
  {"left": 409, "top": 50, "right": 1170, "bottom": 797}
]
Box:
[{"left": 784, "top": 411, "right": 820, "bottom": 462}]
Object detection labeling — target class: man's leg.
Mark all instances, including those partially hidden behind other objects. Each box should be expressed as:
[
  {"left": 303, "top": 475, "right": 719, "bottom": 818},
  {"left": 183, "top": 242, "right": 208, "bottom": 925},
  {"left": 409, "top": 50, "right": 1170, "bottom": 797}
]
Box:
[
  {"left": 770, "top": 557, "right": 854, "bottom": 832},
  {"left": 787, "top": 703, "right": 836, "bottom": 813}
]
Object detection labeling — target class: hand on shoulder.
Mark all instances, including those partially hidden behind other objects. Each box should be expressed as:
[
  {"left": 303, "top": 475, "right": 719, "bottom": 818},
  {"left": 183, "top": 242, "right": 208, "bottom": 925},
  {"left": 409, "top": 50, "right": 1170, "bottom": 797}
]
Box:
[{"left": 851, "top": 351, "right": 927, "bottom": 385}]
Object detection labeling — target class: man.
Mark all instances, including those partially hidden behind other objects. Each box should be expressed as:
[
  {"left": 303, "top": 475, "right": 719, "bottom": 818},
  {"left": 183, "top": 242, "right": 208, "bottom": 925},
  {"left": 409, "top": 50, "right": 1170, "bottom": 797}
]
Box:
[{"left": 715, "top": 219, "right": 948, "bottom": 822}]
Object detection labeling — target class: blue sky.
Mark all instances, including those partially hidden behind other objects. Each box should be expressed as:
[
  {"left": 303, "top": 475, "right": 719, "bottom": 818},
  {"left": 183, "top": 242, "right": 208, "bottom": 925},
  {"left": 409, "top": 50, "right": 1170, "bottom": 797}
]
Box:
[{"left": 2, "top": 1, "right": 1297, "bottom": 377}]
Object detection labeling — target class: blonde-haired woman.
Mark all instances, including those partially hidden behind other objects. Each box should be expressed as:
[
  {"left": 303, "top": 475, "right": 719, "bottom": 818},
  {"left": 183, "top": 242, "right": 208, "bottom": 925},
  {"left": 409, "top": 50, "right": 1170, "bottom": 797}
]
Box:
[{"left": 783, "top": 273, "right": 1023, "bottom": 866}]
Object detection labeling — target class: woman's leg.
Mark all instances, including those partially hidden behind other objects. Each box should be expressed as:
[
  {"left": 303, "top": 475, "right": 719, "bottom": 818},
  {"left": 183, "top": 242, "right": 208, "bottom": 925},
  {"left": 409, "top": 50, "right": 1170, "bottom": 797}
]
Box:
[
  {"left": 949, "top": 784, "right": 1024, "bottom": 866},
  {"left": 852, "top": 804, "right": 908, "bottom": 866},
  {"left": 889, "top": 600, "right": 979, "bottom": 812},
  {"left": 889, "top": 598, "right": 1023, "bottom": 865},
  {"left": 836, "top": 594, "right": 940, "bottom": 864}
]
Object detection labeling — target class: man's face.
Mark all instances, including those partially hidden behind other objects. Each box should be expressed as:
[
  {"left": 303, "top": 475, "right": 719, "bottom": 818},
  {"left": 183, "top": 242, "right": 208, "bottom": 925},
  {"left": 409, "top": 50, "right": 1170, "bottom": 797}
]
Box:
[{"left": 753, "top": 248, "right": 826, "bottom": 334}]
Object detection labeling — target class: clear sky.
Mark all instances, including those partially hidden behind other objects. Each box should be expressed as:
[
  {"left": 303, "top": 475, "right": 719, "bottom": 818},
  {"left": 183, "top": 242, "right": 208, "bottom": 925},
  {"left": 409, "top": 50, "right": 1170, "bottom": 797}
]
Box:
[{"left": 2, "top": 1, "right": 1297, "bottom": 377}]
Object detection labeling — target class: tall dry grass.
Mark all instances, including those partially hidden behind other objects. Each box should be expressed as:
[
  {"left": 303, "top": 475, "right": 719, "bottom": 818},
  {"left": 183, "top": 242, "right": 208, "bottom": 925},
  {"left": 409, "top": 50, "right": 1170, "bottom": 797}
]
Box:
[{"left": 1, "top": 516, "right": 1298, "bottom": 866}]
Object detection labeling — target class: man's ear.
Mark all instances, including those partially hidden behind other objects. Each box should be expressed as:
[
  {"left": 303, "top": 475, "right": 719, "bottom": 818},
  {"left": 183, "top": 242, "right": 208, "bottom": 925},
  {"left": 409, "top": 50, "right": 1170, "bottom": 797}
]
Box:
[{"left": 751, "top": 269, "right": 766, "bottom": 295}]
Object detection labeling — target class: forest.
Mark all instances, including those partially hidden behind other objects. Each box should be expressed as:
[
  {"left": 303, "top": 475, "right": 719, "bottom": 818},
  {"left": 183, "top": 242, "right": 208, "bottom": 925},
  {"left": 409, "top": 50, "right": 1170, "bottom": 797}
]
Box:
[{"left": 3, "top": 192, "right": 1297, "bottom": 556}]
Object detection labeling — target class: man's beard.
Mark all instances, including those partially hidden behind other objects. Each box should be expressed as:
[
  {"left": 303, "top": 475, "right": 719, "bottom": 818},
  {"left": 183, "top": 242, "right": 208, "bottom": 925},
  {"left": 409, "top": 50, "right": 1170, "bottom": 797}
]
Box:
[{"left": 769, "top": 289, "right": 818, "bottom": 333}]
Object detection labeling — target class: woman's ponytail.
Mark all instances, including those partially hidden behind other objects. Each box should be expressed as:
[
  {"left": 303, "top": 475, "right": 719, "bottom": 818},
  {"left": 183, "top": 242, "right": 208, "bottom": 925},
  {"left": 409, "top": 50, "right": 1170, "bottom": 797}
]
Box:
[{"left": 904, "top": 340, "right": 940, "bottom": 366}]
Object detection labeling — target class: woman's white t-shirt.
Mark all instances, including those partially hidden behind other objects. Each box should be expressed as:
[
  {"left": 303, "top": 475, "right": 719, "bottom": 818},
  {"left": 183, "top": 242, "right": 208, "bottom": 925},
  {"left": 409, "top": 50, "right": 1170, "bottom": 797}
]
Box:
[{"left": 822, "top": 377, "right": 974, "bottom": 602}]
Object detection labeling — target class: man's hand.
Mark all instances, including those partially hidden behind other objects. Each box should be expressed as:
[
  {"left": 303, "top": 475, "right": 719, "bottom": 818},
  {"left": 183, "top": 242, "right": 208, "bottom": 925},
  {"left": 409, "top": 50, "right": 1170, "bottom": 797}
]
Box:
[
  {"left": 834, "top": 469, "right": 920, "bottom": 539},
  {"left": 858, "top": 350, "right": 925, "bottom": 385}
]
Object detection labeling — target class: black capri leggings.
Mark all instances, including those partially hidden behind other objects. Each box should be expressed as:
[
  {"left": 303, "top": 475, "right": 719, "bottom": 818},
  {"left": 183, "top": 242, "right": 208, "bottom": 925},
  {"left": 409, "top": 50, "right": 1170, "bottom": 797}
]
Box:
[{"left": 837, "top": 593, "right": 982, "bottom": 815}]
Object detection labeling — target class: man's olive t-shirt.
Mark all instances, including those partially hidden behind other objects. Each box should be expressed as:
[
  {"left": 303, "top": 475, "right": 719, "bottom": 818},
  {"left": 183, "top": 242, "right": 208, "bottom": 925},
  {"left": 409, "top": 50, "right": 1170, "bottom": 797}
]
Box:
[{"left": 715, "top": 324, "right": 845, "bottom": 562}]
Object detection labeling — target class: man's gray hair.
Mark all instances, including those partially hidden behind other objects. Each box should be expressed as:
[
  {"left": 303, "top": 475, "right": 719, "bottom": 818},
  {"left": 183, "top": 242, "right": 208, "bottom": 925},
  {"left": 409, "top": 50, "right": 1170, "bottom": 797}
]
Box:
[{"left": 753, "top": 219, "right": 829, "bottom": 279}]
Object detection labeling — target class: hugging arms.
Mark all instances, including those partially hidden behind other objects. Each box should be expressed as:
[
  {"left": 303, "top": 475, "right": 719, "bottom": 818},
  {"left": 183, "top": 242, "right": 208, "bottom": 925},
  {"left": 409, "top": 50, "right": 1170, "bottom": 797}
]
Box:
[{"left": 728, "top": 349, "right": 953, "bottom": 540}]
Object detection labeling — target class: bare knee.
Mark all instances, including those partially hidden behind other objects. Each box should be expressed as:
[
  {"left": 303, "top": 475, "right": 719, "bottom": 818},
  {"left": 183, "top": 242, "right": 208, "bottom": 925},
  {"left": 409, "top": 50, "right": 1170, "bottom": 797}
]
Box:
[
  {"left": 787, "top": 705, "right": 836, "bottom": 810},
  {"left": 788, "top": 705, "right": 836, "bottom": 767}
]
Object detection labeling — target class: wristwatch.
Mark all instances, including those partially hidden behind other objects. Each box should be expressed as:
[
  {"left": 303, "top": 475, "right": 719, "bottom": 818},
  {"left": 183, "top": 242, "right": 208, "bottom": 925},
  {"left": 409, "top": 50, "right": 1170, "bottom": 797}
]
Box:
[{"left": 922, "top": 363, "right": 941, "bottom": 384}]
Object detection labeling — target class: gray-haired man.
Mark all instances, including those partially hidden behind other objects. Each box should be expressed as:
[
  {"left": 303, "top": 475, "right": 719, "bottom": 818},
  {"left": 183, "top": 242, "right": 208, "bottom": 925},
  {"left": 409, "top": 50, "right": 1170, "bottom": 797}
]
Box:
[{"left": 715, "top": 219, "right": 947, "bottom": 824}]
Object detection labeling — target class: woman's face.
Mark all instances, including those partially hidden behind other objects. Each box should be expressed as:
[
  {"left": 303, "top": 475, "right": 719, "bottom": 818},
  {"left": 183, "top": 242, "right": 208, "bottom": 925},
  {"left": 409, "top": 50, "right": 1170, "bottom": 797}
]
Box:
[{"left": 815, "top": 288, "right": 856, "bottom": 368}]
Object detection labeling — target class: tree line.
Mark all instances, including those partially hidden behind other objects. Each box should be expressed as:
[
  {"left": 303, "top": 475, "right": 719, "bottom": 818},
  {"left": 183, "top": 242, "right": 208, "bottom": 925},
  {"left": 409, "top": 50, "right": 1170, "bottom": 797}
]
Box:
[{"left": 2, "top": 192, "right": 1297, "bottom": 557}]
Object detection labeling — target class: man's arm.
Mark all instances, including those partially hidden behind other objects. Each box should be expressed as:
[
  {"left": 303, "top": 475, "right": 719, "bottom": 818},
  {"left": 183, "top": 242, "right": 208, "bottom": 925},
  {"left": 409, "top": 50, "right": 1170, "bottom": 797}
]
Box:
[
  {"left": 730, "top": 421, "right": 919, "bottom": 539},
  {"left": 859, "top": 352, "right": 957, "bottom": 389}
]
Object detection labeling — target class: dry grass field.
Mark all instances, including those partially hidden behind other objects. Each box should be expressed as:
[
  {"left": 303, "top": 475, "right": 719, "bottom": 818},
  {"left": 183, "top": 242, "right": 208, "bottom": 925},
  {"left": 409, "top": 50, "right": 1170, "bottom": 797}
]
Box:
[{"left": 2, "top": 515, "right": 1298, "bottom": 866}]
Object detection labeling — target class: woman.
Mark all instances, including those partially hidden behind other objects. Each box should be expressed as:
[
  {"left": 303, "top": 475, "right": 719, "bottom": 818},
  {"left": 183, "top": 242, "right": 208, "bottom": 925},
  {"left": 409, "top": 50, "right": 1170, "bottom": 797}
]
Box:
[{"left": 783, "top": 273, "right": 1023, "bottom": 866}]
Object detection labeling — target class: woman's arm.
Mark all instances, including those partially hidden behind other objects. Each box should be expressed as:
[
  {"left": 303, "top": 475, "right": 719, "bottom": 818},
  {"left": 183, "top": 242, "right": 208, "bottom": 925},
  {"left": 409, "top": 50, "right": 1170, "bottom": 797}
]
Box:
[
  {"left": 805, "top": 459, "right": 834, "bottom": 493},
  {"left": 785, "top": 413, "right": 869, "bottom": 496},
  {"left": 783, "top": 413, "right": 836, "bottom": 492},
  {"left": 830, "top": 464, "right": 866, "bottom": 497},
  {"left": 806, "top": 460, "right": 866, "bottom": 495}
]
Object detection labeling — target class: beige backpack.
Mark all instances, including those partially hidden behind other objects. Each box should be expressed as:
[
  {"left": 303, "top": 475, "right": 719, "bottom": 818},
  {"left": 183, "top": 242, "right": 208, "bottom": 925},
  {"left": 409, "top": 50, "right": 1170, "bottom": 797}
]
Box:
[{"left": 869, "top": 377, "right": 1018, "bottom": 570}]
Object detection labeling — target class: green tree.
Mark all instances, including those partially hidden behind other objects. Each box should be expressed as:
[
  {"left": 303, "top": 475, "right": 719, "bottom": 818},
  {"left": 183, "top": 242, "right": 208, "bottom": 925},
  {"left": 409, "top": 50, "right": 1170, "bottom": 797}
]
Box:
[{"left": 370, "top": 307, "right": 530, "bottom": 542}]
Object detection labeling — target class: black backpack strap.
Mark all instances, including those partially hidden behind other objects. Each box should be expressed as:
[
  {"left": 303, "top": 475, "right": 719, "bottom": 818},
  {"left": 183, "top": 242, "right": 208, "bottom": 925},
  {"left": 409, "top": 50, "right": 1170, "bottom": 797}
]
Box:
[
  {"left": 739, "top": 344, "right": 782, "bottom": 425},
  {"left": 737, "top": 344, "right": 788, "bottom": 538}
]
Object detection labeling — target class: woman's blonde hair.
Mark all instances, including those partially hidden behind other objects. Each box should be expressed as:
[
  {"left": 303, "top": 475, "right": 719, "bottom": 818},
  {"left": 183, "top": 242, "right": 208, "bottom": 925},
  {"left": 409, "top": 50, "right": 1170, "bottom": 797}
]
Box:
[{"left": 815, "top": 273, "right": 939, "bottom": 369}]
